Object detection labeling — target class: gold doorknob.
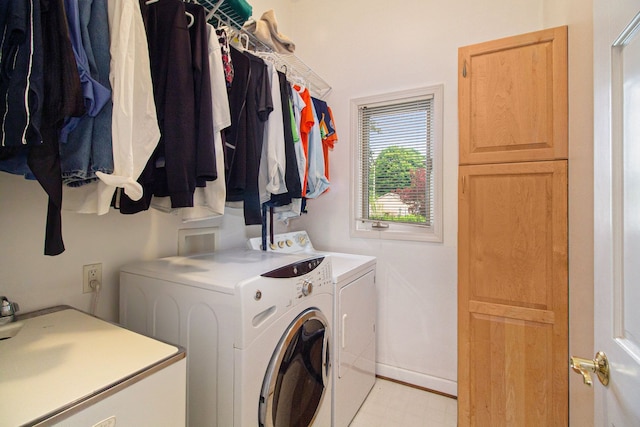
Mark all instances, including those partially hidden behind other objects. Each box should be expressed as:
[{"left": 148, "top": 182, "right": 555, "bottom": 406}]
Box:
[{"left": 570, "top": 351, "right": 609, "bottom": 387}]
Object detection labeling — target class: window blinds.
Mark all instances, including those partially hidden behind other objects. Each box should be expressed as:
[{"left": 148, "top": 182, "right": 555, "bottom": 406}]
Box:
[{"left": 357, "top": 96, "right": 434, "bottom": 226}]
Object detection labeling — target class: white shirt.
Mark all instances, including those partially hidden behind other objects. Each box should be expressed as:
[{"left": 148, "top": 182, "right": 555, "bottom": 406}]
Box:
[
  {"left": 304, "top": 100, "right": 330, "bottom": 198},
  {"left": 290, "top": 87, "right": 307, "bottom": 196}
]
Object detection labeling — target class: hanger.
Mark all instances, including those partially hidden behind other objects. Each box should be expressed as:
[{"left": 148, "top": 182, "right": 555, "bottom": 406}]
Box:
[
  {"left": 240, "top": 34, "right": 250, "bottom": 50},
  {"left": 229, "top": 32, "right": 250, "bottom": 51},
  {"left": 185, "top": 11, "right": 195, "bottom": 28},
  {"left": 291, "top": 74, "right": 307, "bottom": 90}
]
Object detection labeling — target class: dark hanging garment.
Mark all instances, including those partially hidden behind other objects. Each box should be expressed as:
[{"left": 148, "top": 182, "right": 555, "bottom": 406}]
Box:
[
  {"left": 184, "top": 2, "right": 216, "bottom": 187},
  {"left": 29, "top": 0, "right": 85, "bottom": 255},
  {"left": 224, "top": 46, "right": 250, "bottom": 199},
  {"left": 0, "top": 0, "right": 44, "bottom": 148},
  {"left": 0, "top": 0, "right": 40, "bottom": 178},
  {"left": 224, "top": 48, "right": 272, "bottom": 225},
  {"left": 268, "top": 70, "right": 301, "bottom": 206},
  {"left": 120, "top": 0, "right": 196, "bottom": 213}
]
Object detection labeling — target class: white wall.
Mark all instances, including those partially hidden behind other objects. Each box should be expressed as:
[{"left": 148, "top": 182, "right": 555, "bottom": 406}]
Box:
[{"left": 0, "top": 173, "right": 262, "bottom": 320}]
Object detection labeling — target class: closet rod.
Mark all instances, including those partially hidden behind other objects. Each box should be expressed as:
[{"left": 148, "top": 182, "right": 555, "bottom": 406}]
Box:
[{"left": 196, "top": 0, "right": 332, "bottom": 99}]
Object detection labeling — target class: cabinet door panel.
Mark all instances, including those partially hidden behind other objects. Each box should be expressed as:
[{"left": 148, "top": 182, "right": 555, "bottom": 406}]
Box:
[
  {"left": 458, "top": 161, "right": 568, "bottom": 426},
  {"left": 459, "top": 26, "right": 568, "bottom": 164}
]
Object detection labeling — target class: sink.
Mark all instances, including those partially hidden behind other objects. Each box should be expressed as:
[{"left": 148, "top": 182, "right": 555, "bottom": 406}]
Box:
[{"left": 0, "top": 321, "right": 24, "bottom": 340}]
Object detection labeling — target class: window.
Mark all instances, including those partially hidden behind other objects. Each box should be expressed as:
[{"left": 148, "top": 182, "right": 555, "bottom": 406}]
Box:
[{"left": 351, "top": 86, "right": 443, "bottom": 242}]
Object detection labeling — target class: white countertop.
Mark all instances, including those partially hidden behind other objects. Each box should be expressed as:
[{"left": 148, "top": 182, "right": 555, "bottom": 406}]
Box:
[
  {"left": 0, "top": 307, "right": 182, "bottom": 426},
  {"left": 120, "top": 249, "right": 329, "bottom": 293}
]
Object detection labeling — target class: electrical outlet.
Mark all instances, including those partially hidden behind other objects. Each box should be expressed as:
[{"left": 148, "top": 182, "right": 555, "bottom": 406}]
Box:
[{"left": 83, "top": 263, "right": 102, "bottom": 293}]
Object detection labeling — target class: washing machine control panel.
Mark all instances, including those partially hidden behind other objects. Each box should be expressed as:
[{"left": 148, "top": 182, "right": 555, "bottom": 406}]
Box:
[
  {"left": 261, "top": 256, "right": 325, "bottom": 278},
  {"left": 293, "top": 260, "right": 332, "bottom": 300},
  {"left": 258, "top": 255, "right": 332, "bottom": 301}
]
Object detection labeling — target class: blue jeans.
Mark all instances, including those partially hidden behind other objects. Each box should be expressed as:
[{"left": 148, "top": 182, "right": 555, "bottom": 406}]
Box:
[{"left": 60, "top": 0, "right": 113, "bottom": 187}]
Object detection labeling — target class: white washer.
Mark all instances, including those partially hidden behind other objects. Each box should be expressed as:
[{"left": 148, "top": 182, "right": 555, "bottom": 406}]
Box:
[
  {"left": 119, "top": 249, "right": 333, "bottom": 427},
  {"left": 249, "top": 232, "right": 377, "bottom": 427}
]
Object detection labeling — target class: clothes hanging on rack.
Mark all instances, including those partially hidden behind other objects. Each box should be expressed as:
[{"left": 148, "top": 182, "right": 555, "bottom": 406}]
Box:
[
  {"left": 293, "top": 84, "right": 313, "bottom": 197},
  {"left": 181, "top": 22, "right": 231, "bottom": 221},
  {"left": 0, "top": 0, "right": 45, "bottom": 149},
  {"left": 312, "top": 97, "right": 337, "bottom": 189},
  {"left": 304, "top": 98, "right": 330, "bottom": 198},
  {"left": 0, "top": 0, "right": 42, "bottom": 179},
  {"left": 278, "top": 74, "right": 302, "bottom": 201},
  {"left": 155, "top": 20, "right": 231, "bottom": 221},
  {"left": 65, "top": 0, "right": 160, "bottom": 215},
  {"left": 258, "top": 61, "right": 287, "bottom": 205},
  {"left": 60, "top": 0, "right": 114, "bottom": 188},
  {"left": 185, "top": 2, "right": 216, "bottom": 187},
  {"left": 216, "top": 28, "right": 234, "bottom": 87},
  {"left": 225, "top": 47, "right": 272, "bottom": 225},
  {"left": 0, "top": 0, "right": 335, "bottom": 254},
  {"left": 289, "top": 85, "right": 306, "bottom": 199},
  {"left": 118, "top": 0, "right": 197, "bottom": 213},
  {"left": 267, "top": 71, "right": 303, "bottom": 224},
  {"left": 59, "top": 0, "right": 111, "bottom": 141},
  {"left": 0, "top": 0, "right": 87, "bottom": 255}
]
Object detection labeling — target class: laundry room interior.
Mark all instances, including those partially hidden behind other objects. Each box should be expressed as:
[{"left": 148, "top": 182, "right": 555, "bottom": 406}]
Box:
[{"left": 1, "top": 0, "right": 599, "bottom": 425}]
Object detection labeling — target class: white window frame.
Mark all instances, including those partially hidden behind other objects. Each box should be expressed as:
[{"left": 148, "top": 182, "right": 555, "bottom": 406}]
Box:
[{"left": 350, "top": 85, "right": 443, "bottom": 243}]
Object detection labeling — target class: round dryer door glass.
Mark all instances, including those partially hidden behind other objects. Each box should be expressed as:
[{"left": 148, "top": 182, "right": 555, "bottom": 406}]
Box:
[{"left": 259, "top": 309, "right": 330, "bottom": 427}]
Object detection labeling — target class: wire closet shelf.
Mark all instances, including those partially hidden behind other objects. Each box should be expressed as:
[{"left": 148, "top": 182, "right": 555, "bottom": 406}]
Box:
[{"left": 197, "top": 0, "right": 332, "bottom": 99}]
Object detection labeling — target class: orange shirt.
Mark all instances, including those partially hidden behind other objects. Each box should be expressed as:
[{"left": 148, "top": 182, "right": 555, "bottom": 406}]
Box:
[{"left": 293, "top": 85, "right": 315, "bottom": 196}]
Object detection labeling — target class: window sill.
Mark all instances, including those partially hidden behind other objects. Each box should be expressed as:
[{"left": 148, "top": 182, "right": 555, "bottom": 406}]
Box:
[{"left": 351, "top": 221, "right": 442, "bottom": 243}]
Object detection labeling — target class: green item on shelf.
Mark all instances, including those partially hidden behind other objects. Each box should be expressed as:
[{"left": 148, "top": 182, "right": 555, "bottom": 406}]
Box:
[{"left": 220, "top": 0, "right": 253, "bottom": 26}]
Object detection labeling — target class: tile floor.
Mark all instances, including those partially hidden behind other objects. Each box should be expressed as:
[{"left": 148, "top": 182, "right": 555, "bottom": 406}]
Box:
[{"left": 350, "top": 378, "right": 457, "bottom": 427}]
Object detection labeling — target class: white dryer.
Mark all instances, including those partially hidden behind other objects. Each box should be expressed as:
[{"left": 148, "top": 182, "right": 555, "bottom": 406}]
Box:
[
  {"left": 249, "top": 232, "right": 377, "bottom": 427},
  {"left": 119, "top": 249, "right": 333, "bottom": 427}
]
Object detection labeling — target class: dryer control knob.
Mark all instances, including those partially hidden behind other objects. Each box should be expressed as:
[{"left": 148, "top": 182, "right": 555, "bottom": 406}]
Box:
[{"left": 301, "top": 280, "right": 313, "bottom": 296}]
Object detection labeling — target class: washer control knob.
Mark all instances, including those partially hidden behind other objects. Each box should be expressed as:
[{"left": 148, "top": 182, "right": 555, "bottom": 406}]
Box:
[
  {"left": 301, "top": 280, "right": 313, "bottom": 297},
  {"left": 269, "top": 243, "right": 277, "bottom": 250},
  {"left": 255, "top": 290, "right": 262, "bottom": 301},
  {"left": 286, "top": 239, "right": 293, "bottom": 247}
]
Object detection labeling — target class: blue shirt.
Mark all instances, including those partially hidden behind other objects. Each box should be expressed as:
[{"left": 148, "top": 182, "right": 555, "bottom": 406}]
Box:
[{"left": 59, "top": 0, "right": 111, "bottom": 141}]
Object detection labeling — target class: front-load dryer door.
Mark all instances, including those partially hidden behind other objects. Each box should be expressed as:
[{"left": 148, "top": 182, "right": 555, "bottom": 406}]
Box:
[{"left": 259, "top": 308, "right": 331, "bottom": 427}]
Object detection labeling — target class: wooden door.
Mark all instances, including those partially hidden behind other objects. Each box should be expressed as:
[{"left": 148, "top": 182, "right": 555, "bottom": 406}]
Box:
[
  {"left": 458, "top": 27, "right": 568, "bottom": 165},
  {"left": 458, "top": 161, "right": 568, "bottom": 426}
]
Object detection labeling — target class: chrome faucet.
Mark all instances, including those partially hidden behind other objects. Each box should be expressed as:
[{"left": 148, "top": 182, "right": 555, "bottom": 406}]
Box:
[{"left": 0, "top": 296, "right": 19, "bottom": 325}]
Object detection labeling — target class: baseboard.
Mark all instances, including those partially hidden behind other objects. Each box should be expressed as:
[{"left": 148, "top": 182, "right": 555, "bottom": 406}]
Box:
[{"left": 375, "top": 363, "right": 457, "bottom": 398}]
